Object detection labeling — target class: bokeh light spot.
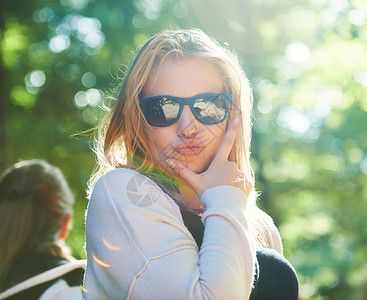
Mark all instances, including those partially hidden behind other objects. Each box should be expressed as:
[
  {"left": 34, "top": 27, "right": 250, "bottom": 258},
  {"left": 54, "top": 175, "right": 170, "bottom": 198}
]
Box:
[
  {"left": 33, "top": 7, "right": 54, "bottom": 23},
  {"left": 10, "top": 86, "right": 37, "bottom": 108},
  {"left": 29, "top": 70, "right": 46, "bottom": 87},
  {"left": 354, "top": 69, "right": 367, "bottom": 86},
  {"left": 257, "top": 99, "right": 272, "bottom": 114},
  {"left": 109, "top": 9, "right": 125, "bottom": 27},
  {"left": 348, "top": 148, "right": 363, "bottom": 164},
  {"left": 348, "top": 9, "right": 366, "bottom": 27},
  {"left": 86, "top": 88, "right": 102, "bottom": 107},
  {"left": 74, "top": 91, "right": 88, "bottom": 107},
  {"left": 286, "top": 41, "right": 312, "bottom": 64},
  {"left": 49, "top": 34, "right": 70, "bottom": 53},
  {"left": 277, "top": 107, "right": 311, "bottom": 133},
  {"left": 84, "top": 31, "right": 105, "bottom": 48},
  {"left": 82, "top": 72, "right": 97, "bottom": 88},
  {"left": 303, "top": 127, "right": 320, "bottom": 143},
  {"left": 60, "top": 0, "right": 89, "bottom": 11},
  {"left": 82, "top": 107, "right": 98, "bottom": 124},
  {"left": 360, "top": 158, "right": 367, "bottom": 174}
]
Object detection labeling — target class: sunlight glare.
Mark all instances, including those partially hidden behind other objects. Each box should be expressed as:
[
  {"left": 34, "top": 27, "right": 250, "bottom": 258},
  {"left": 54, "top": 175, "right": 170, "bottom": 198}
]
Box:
[
  {"left": 227, "top": 20, "right": 246, "bottom": 33},
  {"left": 277, "top": 107, "right": 310, "bottom": 133},
  {"left": 92, "top": 255, "right": 111, "bottom": 268},
  {"left": 348, "top": 9, "right": 366, "bottom": 27},
  {"left": 354, "top": 70, "right": 367, "bottom": 86},
  {"left": 102, "top": 238, "right": 121, "bottom": 251},
  {"left": 285, "top": 41, "right": 312, "bottom": 64}
]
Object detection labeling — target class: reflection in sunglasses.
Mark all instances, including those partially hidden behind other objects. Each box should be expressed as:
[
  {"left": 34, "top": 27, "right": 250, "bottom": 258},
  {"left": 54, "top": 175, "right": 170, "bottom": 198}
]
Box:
[
  {"left": 140, "top": 93, "right": 232, "bottom": 127},
  {"left": 162, "top": 103, "right": 180, "bottom": 119},
  {"left": 194, "top": 101, "right": 225, "bottom": 119}
]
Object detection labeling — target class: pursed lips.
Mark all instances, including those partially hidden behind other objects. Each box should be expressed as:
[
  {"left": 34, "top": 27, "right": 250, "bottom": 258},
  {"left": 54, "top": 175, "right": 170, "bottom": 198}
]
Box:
[{"left": 174, "top": 139, "right": 205, "bottom": 156}]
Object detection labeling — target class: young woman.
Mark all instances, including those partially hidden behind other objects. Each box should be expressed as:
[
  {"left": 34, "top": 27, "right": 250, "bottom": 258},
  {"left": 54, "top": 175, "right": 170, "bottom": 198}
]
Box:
[
  {"left": 0, "top": 159, "right": 85, "bottom": 299},
  {"left": 84, "top": 29, "right": 298, "bottom": 299}
]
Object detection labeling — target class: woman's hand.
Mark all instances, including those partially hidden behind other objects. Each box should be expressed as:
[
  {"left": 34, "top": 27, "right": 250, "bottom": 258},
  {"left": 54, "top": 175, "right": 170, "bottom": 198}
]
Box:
[{"left": 166, "top": 117, "right": 253, "bottom": 199}]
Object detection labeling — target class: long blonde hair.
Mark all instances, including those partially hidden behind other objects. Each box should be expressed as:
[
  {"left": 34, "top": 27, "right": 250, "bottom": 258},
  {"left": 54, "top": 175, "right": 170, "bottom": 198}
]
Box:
[
  {"left": 89, "top": 28, "right": 270, "bottom": 248},
  {"left": 0, "top": 159, "right": 74, "bottom": 288}
]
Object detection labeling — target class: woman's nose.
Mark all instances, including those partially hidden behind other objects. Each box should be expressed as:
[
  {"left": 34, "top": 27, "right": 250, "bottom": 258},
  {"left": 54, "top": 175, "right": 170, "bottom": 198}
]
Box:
[{"left": 177, "top": 106, "right": 199, "bottom": 138}]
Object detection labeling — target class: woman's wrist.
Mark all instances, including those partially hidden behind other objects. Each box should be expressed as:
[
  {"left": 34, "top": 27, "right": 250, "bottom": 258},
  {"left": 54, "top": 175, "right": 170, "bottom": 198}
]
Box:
[{"left": 200, "top": 185, "right": 247, "bottom": 211}]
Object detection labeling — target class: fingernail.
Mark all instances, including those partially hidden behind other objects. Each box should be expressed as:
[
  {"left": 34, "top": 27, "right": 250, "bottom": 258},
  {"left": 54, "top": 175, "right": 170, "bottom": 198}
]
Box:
[
  {"left": 234, "top": 117, "right": 240, "bottom": 124},
  {"left": 166, "top": 159, "right": 179, "bottom": 174},
  {"left": 166, "top": 159, "right": 175, "bottom": 168}
]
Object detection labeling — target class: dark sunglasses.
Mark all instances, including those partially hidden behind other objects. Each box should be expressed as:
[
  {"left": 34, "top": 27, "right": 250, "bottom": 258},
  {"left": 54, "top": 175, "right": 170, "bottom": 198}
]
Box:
[{"left": 139, "top": 93, "right": 232, "bottom": 127}]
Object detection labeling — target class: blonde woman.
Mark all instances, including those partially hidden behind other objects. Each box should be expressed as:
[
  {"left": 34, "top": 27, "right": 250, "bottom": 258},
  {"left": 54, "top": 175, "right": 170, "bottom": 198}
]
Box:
[
  {"left": 84, "top": 29, "right": 298, "bottom": 299},
  {"left": 0, "top": 159, "right": 85, "bottom": 299}
]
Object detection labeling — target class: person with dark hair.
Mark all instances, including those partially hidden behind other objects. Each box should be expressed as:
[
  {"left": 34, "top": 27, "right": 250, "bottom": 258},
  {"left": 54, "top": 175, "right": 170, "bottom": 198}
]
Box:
[
  {"left": 84, "top": 28, "right": 298, "bottom": 299},
  {"left": 0, "top": 159, "right": 85, "bottom": 299}
]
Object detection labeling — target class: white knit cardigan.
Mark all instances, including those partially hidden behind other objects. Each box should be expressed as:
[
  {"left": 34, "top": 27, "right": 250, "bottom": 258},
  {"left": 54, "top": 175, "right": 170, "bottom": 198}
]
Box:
[{"left": 84, "top": 168, "right": 282, "bottom": 300}]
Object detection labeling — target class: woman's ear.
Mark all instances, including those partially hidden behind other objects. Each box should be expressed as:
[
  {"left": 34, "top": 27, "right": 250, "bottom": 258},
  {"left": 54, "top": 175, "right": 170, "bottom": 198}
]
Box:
[{"left": 58, "top": 214, "right": 72, "bottom": 240}]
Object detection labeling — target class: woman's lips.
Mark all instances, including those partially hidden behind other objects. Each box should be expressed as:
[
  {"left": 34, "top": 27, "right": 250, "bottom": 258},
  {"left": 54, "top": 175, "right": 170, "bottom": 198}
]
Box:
[
  {"left": 174, "top": 139, "right": 205, "bottom": 156},
  {"left": 175, "top": 146, "right": 204, "bottom": 156}
]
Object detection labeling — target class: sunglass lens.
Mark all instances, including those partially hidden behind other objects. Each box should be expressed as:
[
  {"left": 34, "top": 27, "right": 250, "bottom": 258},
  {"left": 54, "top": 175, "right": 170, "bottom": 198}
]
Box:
[
  {"left": 193, "top": 95, "right": 227, "bottom": 124},
  {"left": 146, "top": 97, "right": 180, "bottom": 126}
]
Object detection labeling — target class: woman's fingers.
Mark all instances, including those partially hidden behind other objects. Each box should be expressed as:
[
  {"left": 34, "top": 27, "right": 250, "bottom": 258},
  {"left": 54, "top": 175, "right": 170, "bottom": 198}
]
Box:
[
  {"left": 166, "top": 159, "right": 200, "bottom": 191},
  {"left": 166, "top": 117, "right": 243, "bottom": 198},
  {"left": 213, "top": 117, "right": 240, "bottom": 164}
]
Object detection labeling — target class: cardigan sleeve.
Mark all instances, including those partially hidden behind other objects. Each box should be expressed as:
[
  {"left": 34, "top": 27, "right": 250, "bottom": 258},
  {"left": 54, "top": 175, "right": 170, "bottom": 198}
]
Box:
[{"left": 84, "top": 169, "right": 255, "bottom": 300}]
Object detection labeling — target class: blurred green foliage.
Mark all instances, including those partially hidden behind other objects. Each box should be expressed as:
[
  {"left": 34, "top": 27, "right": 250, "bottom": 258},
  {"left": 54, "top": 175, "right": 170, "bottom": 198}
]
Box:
[{"left": 1, "top": 0, "right": 366, "bottom": 298}]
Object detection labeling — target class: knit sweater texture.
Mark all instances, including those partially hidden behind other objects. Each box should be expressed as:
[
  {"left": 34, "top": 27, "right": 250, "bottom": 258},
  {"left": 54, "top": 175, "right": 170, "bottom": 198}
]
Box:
[{"left": 84, "top": 168, "right": 282, "bottom": 300}]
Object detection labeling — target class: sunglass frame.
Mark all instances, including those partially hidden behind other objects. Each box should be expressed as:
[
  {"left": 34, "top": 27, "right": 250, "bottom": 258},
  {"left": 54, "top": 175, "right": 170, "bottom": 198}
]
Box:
[{"left": 138, "top": 93, "right": 233, "bottom": 127}]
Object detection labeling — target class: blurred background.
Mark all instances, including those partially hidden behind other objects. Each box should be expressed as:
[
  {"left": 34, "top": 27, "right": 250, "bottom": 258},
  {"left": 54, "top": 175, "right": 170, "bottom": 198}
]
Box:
[{"left": 1, "top": 0, "right": 366, "bottom": 298}]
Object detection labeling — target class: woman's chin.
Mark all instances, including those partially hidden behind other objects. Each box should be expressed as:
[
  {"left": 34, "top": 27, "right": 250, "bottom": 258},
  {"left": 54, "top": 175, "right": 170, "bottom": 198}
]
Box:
[
  {"left": 159, "top": 157, "right": 209, "bottom": 177},
  {"left": 185, "top": 161, "right": 208, "bottom": 174}
]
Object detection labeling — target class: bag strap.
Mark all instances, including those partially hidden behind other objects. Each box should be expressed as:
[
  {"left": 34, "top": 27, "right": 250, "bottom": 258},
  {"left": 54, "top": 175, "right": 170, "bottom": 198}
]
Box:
[
  {"left": 39, "top": 280, "right": 83, "bottom": 300},
  {"left": 0, "top": 260, "right": 86, "bottom": 299}
]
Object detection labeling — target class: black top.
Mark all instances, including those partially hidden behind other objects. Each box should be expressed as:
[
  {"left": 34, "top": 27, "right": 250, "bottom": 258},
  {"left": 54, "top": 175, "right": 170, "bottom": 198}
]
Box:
[
  {"left": 181, "top": 209, "right": 299, "bottom": 300},
  {"left": 180, "top": 210, "right": 204, "bottom": 248}
]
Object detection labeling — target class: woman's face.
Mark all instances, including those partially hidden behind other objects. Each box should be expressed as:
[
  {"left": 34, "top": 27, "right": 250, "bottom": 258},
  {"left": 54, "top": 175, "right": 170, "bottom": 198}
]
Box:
[{"left": 142, "top": 57, "right": 227, "bottom": 175}]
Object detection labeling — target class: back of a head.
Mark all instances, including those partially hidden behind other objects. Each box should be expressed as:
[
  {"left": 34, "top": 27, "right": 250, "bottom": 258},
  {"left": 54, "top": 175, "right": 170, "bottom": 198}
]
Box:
[{"left": 0, "top": 159, "right": 74, "bottom": 287}]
